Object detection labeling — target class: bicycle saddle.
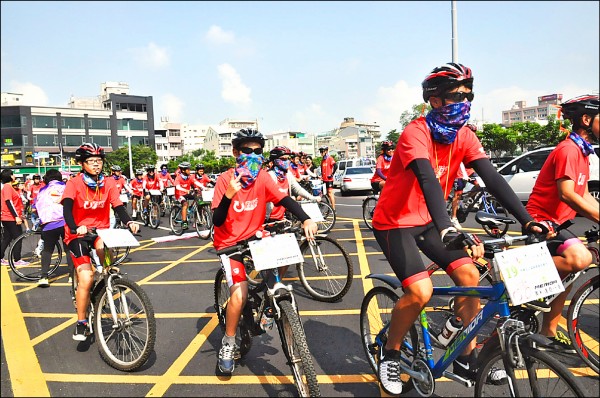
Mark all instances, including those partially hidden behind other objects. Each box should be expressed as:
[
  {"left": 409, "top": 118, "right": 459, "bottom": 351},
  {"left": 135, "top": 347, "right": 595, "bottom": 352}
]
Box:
[{"left": 475, "top": 211, "right": 516, "bottom": 226}]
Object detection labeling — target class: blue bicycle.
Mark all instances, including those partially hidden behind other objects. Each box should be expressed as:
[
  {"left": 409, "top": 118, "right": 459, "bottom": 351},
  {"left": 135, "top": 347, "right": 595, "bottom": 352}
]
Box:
[{"left": 359, "top": 214, "right": 585, "bottom": 397}]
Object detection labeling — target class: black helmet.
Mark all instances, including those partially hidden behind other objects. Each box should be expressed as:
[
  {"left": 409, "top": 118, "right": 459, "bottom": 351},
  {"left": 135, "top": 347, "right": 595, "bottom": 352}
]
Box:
[
  {"left": 422, "top": 62, "right": 473, "bottom": 102},
  {"left": 160, "top": 164, "right": 168, "bottom": 170},
  {"left": 561, "top": 95, "right": 599, "bottom": 122},
  {"left": 231, "top": 128, "right": 265, "bottom": 149},
  {"left": 146, "top": 165, "right": 156, "bottom": 172},
  {"left": 135, "top": 169, "right": 143, "bottom": 176},
  {"left": 178, "top": 161, "right": 191, "bottom": 170},
  {"left": 75, "top": 142, "right": 105, "bottom": 162},
  {"left": 269, "top": 145, "right": 292, "bottom": 161},
  {"left": 110, "top": 165, "right": 122, "bottom": 172},
  {"left": 381, "top": 140, "right": 395, "bottom": 150},
  {"left": 195, "top": 163, "right": 205, "bottom": 171},
  {"left": 33, "top": 174, "right": 41, "bottom": 179}
]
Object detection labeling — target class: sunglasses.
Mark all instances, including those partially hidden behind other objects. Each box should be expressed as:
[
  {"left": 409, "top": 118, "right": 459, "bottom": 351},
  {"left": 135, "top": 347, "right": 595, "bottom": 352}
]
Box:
[
  {"left": 443, "top": 91, "right": 474, "bottom": 102},
  {"left": 239, "top": 147, "right": 264, "bottom": 155}
]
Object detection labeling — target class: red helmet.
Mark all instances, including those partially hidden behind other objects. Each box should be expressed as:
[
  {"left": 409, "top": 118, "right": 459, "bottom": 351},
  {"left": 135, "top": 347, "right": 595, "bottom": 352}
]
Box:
[
  {"left": 422, "top": 62, "right": 473, "bottom": 102},
  {"left": 269, "top": 145, "right": 292, "bottom": 161},
  {"left": 381, "top": 140, "right": 395, "bottom": 150},
  {"left": 75, "top": 142, "right": 105, "bottom": 162}
]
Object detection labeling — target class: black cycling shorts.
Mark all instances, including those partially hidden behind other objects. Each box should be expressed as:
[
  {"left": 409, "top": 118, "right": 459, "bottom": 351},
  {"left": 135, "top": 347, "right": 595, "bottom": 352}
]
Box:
[{"left": 373, "top": 223, "right": 473, "bottom": 289}]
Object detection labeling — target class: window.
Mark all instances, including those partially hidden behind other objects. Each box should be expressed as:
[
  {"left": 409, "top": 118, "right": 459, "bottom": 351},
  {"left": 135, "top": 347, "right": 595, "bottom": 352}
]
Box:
[
  {"left": 90, "top": 135, "right": 111, "bottom": 146},
  {"left": 62, "top": 117, "right": 85, "bottom": 129},
  {"left": 34, "top": 134, "right": 57, "bottom": 146},
  {"left": 1, "top": 115, "right": 22, "bottom": 128},
  {"left": 88, "top": 118, "right": 110, "bottom": 130},
  {"left": 64, "top": 135, "right": 84, "bottom": 147},
  {"left": 32, "top": 116, "right": 57, "bottom": 128}
]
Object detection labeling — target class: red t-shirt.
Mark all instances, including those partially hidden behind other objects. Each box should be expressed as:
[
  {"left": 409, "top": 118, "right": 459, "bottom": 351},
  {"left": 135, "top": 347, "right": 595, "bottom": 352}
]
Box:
[
  {"left": 62, "top": 174, "right": 123, "bottom": 245},
  {"left": 1, "top": 183, "right": 21, "bottom": 221},
  {"left": 372, "top": 117, "right": 487, "bottom": 229},
  {"left": 211, "top": 169, "right": 287, "bottom": 250},
  {"left": 526, "top": 139, "right": 590, "bottom": 224},
  {"left": 130, "top": 178, "right": 144, "bottom": 196},
  {"left": 269, "top": 176, "right": 292, "bottom": 221},
  {"left": 195, "top": 173, "right": 211, "bottom": 187},
  {"left": 371, "top": 155, "right": 392, "bottom": 183},
  {"left": 143, "top": 176, "right": 163, "bottom": 192},
  {"left": 320, "top": 155, "right": 336, "bottom": 182},
  {"left": 289, "top": 165, "right": 301, "bottom": 180},
  {"left": 174, "top": 174, "right": 202, "bottom": 199},
  {"left": 112, "top": 175, "right": 128, "bottom": 193},
  {"left": 158, "top": 172, "right": 174, "bottom": 188},
  {"left": 28, "top": 182, "right": 45, "bottom": 202}
]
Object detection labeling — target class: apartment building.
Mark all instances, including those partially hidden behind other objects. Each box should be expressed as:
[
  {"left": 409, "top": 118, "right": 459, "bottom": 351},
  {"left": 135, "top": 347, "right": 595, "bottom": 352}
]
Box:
[
  {"left": 155, "top": 120, "right": 183, "bottom": 165},
  {"left": 181, "top": 123, "right": 211, "bottom": 153},
  {"left": 266, "top": 131, "right": 316, "bottom": 156},
  {"left": 501, "top": 94, "right": 562, "bottom": 126},
  {"left": 203, "top": 118, "right": 258, "bottom": 157}
]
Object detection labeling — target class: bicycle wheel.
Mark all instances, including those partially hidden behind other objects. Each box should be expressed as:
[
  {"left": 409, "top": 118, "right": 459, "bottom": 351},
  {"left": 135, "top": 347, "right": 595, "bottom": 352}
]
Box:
[
  {"left": 213, "top": 268, "right": 253, "bottom": 357},
  {"left": 359, "top": 286, "right": 420, "bottom": 379},
  {"left": 169, "top": 206, "right": 184, "bottom": 235},
  {"left": 475, "top": 341, "right": 585, "bottom": 397},
  {"left": 195, "top": 205, "right": 212, "bottom": 240},
  {"left": 362, "top": 196, "right": 378, "bottom": 231},
  {"left": 94, "top": 276, "right": 156, "bottom": 371},
  {"left": 148, "top": 202, "right": 160, "bottom": 229},
  {"left": 276, "top": 300, "right": 321, "bottom": 397},
  {"left": 567, "top": 273, "right": 599, "bottom": 374},
  {"left": 159, "top": 196, "right": 167, "bottom": 217},
  {"left": 297, "top": 236, "right": 353, "bottom": 302},
  {"left": 482, "top": 196, "right": 510, "bottom": 238},
  {"left": 316, "top": 201, "right": 336, "bottom": 234},
  {"left": 8, "top": 231, "right": 62, "bottom": 281}
]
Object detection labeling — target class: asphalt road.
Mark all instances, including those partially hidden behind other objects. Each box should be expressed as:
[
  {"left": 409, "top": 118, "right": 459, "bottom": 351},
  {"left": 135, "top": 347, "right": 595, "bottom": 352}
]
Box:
[{"left": 1, "top": 190, "right": 598, "bottom": 397}]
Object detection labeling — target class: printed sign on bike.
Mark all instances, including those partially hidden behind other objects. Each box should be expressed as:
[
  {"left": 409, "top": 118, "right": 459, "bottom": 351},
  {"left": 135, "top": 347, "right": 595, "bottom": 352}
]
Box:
[
  {"left": 249, "top": 233, "right": 304, "bottom": 271},
  {"left": 96, "top": 228, "right": 140, "bottom": 248},
  {"left": 495, "top": 242, "right": 563, "bottom": 305},
  {"left": 300, "top": 202, "right": 324, "bottom": 222},
  {"left": 201, "top": 189, "right": 214, "bottom": 202}
]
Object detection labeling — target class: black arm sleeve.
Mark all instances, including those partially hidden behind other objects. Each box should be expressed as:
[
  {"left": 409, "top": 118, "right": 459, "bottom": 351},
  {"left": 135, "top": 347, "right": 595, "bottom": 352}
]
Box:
[
  {"left": 469, "top": 158, "right": 534, "bottom": 226},
  {"left": 212, "top": 195, "right": 232, "bottom": 227},
  {"left": 62, "top": 198, "right": 78, "bottom": 231},
  {"left": 278, "top": 196, "right": 310, "bottom": 223},
  {"left": 5, "top": 199, "right": 19, "bottom": 218},
  {"left": 408, "top": 158, "right": 453, "bottom": 233},
  {"left": 332, "top": 163, "right": 338, "bottom": 174},
  {"left": 114, "top": 204, "right": 133, "bottom": 225}
]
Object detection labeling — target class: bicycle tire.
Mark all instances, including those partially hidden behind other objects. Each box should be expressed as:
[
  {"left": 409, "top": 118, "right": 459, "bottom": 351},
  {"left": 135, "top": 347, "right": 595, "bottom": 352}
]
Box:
[
  {"left": 148, "top": 202, "right": 160, "bottom": 229},
  {"left": 359, "top": 286, "right": 420, "bottom": 386},
  {"left": 482, "top": 196, "right": 510, "bottom": 238},
  {"left": 475, "top": 339, "right": 586, "bottom": 397},
  {"left": 567, "top": 273, "right": 599, "bottom": 374},
  {"left": 316, "top": 201, "right": 336, "bottom": 234},
  {"left": 169, "top": 206, "right": 184, "bottom": 235},
  {"left": 8, "top": 231, "right": 62, "bottom": 281},
  {"left": 362, "top": 196, "right": 378, "bottom": 231},
  {"left": 94, "top": 276, "right": 156, "bottom": 371},
  {"left": 195, "top": 204, "right": 212, "bottom": 240},
  {"left": 297, "top": 236, "right": 353, "bottom": 302},
  {"left": 276, "top": 300, "right": 321, "bottom": 397}
]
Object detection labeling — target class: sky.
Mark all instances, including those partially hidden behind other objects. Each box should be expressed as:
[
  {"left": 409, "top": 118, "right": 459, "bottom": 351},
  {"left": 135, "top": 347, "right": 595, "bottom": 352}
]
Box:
[{"left": 1, "top": 1, "right": 598, "bottom": 138}]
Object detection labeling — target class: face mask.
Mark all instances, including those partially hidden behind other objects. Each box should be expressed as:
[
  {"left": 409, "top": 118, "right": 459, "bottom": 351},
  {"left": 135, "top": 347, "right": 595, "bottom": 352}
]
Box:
[
  {"left": 425, "top": 101, "right": 471, "bottom": 144},
  {"left": 83, "top": 172, "right": 105, "bottom": 189},
  {"left": 569, "top": 132, "right": 595, "bottom": 156},
  {"left": 383, "top": 154, "right": 392, "bottom": 161},
  {"left": 112, "top": 174, "right": 120, "bottom": 180},
  {"left": 161, "top": 169, "right": 168, "bottom": 176},
  {"left": 273, "top": 159, "right": 290, "bottom": 181},
  {"left": 235, "top": 153, "right": 264, "bottom": 188}
]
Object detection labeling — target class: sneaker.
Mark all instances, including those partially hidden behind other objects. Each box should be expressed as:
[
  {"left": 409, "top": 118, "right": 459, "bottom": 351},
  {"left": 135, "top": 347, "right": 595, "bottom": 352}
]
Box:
[
  {"left": 13, "top": 260, "right": 31, "bottom": 267},
  {"left": 68, "top": 276, "right": 73, "bottom": 284},
  {"left": 450, "top": 217, "right": 463, "bottom": 230},
  {"left": 37, "top": 277, "right": 49, "bottom": 287},
  {"left": 454, "top": 353, "right": 508, "bottom": 385},
  {"left": 182, "top": 222, "right": 189, "bottom": 230},
  {"left": 132, "top": 211, "right": 137, "bottom": 219},
  {"left": 217, "top": 340, "right": 239, "bottom": 374},
  {"left": 377, "top": 348, "right": 403, "bottom": 396},
  {"left": 72, "top": 321, "right": 89, "bottom": 341},
  {"left": 1, "top": 259, "right": 8, "bottom": 266},
  {"left": 538, "top": 331, "right": 577, "bottom": 353}
]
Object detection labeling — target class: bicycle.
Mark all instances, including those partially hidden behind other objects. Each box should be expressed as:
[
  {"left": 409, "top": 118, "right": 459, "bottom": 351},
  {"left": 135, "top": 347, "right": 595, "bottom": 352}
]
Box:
[
  {"left": 246, "top": 219, "right": 354, "bottom": 302},
  {"left": 290, "top": 199, "right": 336, "bottom": 234},
  {"left": 7, "top": 229, "right": 62, "bottom": 281},
  {"left": 300, "top": 178, "right": 331, "bottom": 207},
  {"left": 360, "top": 229, "right": 586, "bottom": 397},
  {"left": 213, "top": 221, "right": 321, "bottom": 397},
  {"left": 362, "top": 193, "right": 379, "bottom": 231},
  {"left": 69, "top": 228, "right": 156, "bottom": 371},
  {"left": 447, "top": 179, "right": 511, "bottom": 238},
  {"left": 160, "top": 186, "right": 176, "bottom": 217},
  {"left": 169, "top": 189, "right": 212, "bottom": 239},
  {"left": 142, "top": 190, "right": 162, "bottom": 229}
]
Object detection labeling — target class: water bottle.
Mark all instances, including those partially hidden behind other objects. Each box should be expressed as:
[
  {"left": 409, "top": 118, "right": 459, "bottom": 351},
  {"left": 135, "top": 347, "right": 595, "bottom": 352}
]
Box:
[
  {"left": 260, "top": 306, "right": 275, "bottom": 331},
  {"left": 436, "top": 316, "right": 463, "bottom": 347}
]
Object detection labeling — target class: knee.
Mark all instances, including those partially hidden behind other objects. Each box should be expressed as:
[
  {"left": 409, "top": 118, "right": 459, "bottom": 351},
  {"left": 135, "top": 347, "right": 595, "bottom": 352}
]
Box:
[
  {"left": 453, "top": 264, "right": 480, "bottom": 286},
  {"left": 405, "top": 281, "right": 433, "bottom": 307},
  {"left": 565, "top": 248, "right": 593, "bottom": 272}
]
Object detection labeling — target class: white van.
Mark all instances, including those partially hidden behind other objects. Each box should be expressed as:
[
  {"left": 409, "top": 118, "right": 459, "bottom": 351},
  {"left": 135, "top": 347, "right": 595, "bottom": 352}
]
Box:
[{"left": 333, "top": 157, "right": 376, "bottom": 188}]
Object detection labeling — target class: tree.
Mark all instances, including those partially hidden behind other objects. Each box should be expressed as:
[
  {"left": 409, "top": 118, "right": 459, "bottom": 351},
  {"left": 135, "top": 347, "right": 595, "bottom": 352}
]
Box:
[
  {"left": 477, "top": 124, "right": 517, "bottom": 158},
  {"left": 385, "top": 129, "right": 399, "bottom": 146},
  {"left": 105, "top": 144, "right": 158, "bottom": 178},
  {"left": 399, "top": 103, "right": 431, "bottom": 130}
]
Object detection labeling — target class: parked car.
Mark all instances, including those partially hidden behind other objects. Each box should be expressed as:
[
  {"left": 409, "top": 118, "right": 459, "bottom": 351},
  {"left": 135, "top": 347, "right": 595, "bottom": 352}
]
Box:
[
  {"left": 340, "top": 166, "right": 374, "bottom": 196},
  {"left": 497, "top": 145, "right": 599, "bottom": 203},
  {"left": 333, "top": 158, "right": 376, "bottom": 188}
]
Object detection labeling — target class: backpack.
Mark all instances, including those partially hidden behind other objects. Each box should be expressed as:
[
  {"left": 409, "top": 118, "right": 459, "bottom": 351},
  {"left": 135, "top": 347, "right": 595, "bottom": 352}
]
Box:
[{"left": 35, "top": 181, "right": 66, "bottom": 224}]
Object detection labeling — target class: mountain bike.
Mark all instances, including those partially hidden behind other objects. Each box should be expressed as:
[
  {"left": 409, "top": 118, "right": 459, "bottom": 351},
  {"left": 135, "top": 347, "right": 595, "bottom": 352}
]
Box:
[
  {"left": 360, "top": 230, "right": 585, "bottom": 397},
  {"left": 362, "top": 194, "right": 379, "bottom": 231},
  {"left": 141, "top": 190, "right": 162, "bottom": 229},
  {"left": 300, "top": 178, "right": 331, "bottom": 206},
  {"left": 69, "top": 228, "right": 156, "bottom": 371},
  {"left": 160, "top": 187, "right": 176, "bottom": 217},
  {"left": 169, "top": 189, "right": 212, "bottom": 239},
  {"left": 8, "top": 229, "right": 61, "bottom": 281},
  {"left": 288, "top": 199, "right": 336, "bottom": 234},
  {"left": 214, "top": 222, "right": 321, "bottom": 397}
]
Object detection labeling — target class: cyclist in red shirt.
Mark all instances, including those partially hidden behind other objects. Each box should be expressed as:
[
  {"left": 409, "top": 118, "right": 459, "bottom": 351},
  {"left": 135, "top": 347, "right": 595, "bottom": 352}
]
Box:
[
  {"left": 110, "top": 165, "right": 133, "bottom": 195},
  {"left": 130, "top": 170, "right": 144, "bottom": 219},
  {"left": 194, "top": 164, "right": 214, "bottom": 187},
  {"left": 370, "top": 140, "right": 394, "bottom": 195},
  {"left": 174, "top": 162, "right": 204, "bottom": 230},
  {"left": 61, "top": 143, "right": 138, "bottom": 342},
  {"left": 1, "top": 169, "right": 28, "bottom": 267},
  {"left": 211, "top": 129, "right": 318, "bottom": 375},
  {"left": 27, "top": 174, "right": 45, "bottom": 229},
  {"left": 526, "top": 95, "right": 599, "bottom": 352},
  {"left": 319, "top": 146, "right": 337, "bottom": 210},
  {"left": 157, "top": 164, "right": 175, "bottom": 188},
  {"left": 142, "top": 165, "right": 164, "bottom": 215},
  {"left": 371, "top": 63, "right": 544, "bottom": 395}
]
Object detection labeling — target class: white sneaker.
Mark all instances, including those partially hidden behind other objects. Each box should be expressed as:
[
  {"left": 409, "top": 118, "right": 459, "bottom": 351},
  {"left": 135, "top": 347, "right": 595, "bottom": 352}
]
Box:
[
  {"left": 450, "top": 217, "right": 462, "bottom": 230},
  {"left": 378, "top": 349, "right": 403, "bottom": 395},
  {"left": 37, "top": 277, "right": 49, "bottom": 287}
]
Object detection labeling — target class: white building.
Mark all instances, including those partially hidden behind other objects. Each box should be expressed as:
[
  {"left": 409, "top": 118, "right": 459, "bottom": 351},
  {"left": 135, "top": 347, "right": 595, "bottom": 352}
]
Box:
[
  {"left": 181, "top": 124, "right": 211, "bottom": 153},
  {"left": 203, "top": 118, "right": 258, "bottom": 157},
  {"left": 502, "top": 94, "right": 562, "bottom": 126}
]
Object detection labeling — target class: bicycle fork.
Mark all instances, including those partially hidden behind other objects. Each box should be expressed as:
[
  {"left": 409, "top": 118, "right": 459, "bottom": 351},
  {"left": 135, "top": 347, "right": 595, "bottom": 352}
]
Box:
[
  {"left": 105, "top": 273, "right": 131, "bottom": 330},
  {"left": 307, "top": 240, "right": 328, "bottom": 272}
]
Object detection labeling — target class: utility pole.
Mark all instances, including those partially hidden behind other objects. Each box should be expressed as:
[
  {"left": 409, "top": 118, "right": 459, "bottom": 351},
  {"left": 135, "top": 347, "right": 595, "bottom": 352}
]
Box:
[{"left": 451, "top": 0, "right": 458, "bottom": 62}]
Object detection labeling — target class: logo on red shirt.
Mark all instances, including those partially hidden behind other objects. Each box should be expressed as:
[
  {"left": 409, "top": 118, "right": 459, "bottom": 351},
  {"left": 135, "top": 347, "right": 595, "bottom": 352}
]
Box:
[{"left": 232, "top": 198, "right": 259, "bottom": 212}]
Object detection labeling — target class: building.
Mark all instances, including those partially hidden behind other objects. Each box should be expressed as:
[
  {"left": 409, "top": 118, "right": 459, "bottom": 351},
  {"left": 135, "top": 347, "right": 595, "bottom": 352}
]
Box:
[
  {"left": 203, "top": 118, "right": 258, "bottom": 157},
  {"left": 265, "top": 131, "right": 316, "bottom": 156},
  {"left": 340, "top": 117, "right": 381, "bottom": 141},
  {"left": 154, "top": 119, "right": 183, "bottom": 165},
  {"left": 501, "top": 94, "right": 562, "bottom": 126},
  {"left": 327, "top": 126, "right": 375, "bottom": 159},
  {"left": 1, "top": 82, "right": 155, "bottom": 177},
  {"left": 181, "top": 123, "right": 211, "bottom": 153}
]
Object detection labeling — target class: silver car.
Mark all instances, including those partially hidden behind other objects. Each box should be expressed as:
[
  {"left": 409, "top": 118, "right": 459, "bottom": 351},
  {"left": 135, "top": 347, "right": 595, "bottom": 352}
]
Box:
[{"left": 340, "top": 166, "right": 374, "bottom": 196}]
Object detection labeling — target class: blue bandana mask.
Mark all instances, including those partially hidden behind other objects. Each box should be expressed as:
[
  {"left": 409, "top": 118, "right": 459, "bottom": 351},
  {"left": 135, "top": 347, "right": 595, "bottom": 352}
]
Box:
[
  {"left": 160, "top": 169, "right": 168, "bottom": 176},
  {"left": 235, "top": 153, "right": 264, "bottom": 188},
  {"left": 425, "top": 101, "right": 472, "bottom": 144},
  {"left": 383, "top": 154, "right": 392, "bottom": 161},
  {"left": 83, "top": 172, "right": 105, "bottom": 189},
  {"left": 569, "top": 132, "right": 595, "bottom": 156},
  {"left": 273, "top": 159, "right": 290, "bottom": 181}
]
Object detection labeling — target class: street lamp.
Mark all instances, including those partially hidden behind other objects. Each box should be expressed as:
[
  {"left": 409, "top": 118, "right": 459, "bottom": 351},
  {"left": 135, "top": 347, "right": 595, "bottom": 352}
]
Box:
[{"left": 123, "top": 118, "right": 134, "bottom": 178}]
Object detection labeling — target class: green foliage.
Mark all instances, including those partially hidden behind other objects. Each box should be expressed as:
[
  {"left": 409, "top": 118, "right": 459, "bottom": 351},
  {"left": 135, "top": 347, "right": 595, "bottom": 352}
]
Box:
[
  {"left": 399, "top": 103, "right": 431, "bottom": 130},
  {"left": 105, "top": 144, "right": 158, "bottom": 178},
  {"left": 385, "top": 129, "right": 399, "bottom": 146},
  {"left": 165, "top": 150, "right": 235, "bottom": 174},
  {"left": 477, "top": 124, "right": 518, "bottom": 158}
]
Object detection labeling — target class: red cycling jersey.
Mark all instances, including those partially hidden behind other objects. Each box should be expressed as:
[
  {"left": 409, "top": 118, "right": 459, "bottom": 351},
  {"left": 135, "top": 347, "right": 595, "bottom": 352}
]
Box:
[
  {"left": 320, "top": 155, "right": 336, "bottom": 182},
  {"left": 157, "top": 172, "right": 174, "bottom": 188},
  {"left": 143, "top": 176, "right": 163, "bottom": 192},
  {"left": 371, "top": 154, "right": 392, "bottom": 183},
  {"left": 130, "top": 178, "right": 144, "bottom": 196}
]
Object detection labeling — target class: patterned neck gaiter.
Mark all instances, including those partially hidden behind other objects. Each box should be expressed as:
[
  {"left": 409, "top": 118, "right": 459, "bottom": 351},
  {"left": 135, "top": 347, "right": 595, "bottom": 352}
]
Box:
[
  {"left": 235, "top": 153, "right": 265, "bottom": 188},
  {"left": 425, "top": 101, "right": 472, "bottom": 144}
]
